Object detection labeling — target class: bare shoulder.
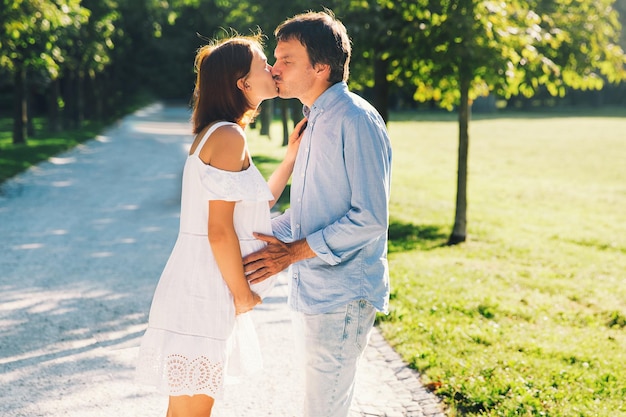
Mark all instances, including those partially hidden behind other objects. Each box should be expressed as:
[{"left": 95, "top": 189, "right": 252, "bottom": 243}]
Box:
[
  {"left": 198, "top": 123, "right": 247, "bottom": 171},
  {"left": 210, "top": 123, "right": 245, "bottom": 144}
]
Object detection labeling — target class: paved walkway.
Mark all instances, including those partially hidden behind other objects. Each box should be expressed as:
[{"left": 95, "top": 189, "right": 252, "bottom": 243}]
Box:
[{"left": 0, "top": 103, "right": 446, "bottom": 417}]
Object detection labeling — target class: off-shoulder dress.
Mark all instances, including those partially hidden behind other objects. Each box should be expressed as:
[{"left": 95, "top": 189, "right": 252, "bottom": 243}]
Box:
[{"left": 135, "top": 121, "right": 277, "bottom": 399}]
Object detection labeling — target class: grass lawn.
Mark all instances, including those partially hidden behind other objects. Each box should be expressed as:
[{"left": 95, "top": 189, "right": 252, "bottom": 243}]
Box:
[
  {"left": 250, "top": 107, "right": 626, "bottom": 416},
  {"left": 0, "top": 97, "right": 152, "bottom": 184},
  {"left": 0, "top": 118, "right": 110, "bottom": 184}
]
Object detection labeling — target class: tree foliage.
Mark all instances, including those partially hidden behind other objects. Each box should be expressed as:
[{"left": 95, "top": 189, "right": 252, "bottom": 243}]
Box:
[
  {"left": 0, "top": 0, "right": 88, "bottom": 74},
  {"left": 1, "top": 0, "right": 89, "bottom": 142},
  {"left": 390, "top": 0, "right": 626, "bottom": 109},
  {"left": 1, "top": 1, "right": 625, "bottom": 237},
  {"left": 374, "top": 0, "right": 626, "bottom": 243}
]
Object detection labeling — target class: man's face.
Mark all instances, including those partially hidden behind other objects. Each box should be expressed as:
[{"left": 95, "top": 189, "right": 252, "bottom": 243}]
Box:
[{"left": 272, "top": 39, "right": 317, "bottom": 101}]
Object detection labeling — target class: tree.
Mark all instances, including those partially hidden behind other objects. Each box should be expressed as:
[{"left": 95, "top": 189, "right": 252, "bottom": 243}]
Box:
[
  {"left": 329, "top": 1, "right": 410, "bottom": 123},
  {"left": 59, "top": 0, "right": 117, "bottom": 127},
  {"left": 390, "top": 0, "right": 626, "bottom": 244},
  {"left": 48, "top": 2, "right": 95, "bottom": 129},
  {"left": 0, "top": 0, "right": 88, "bottom": 143}
]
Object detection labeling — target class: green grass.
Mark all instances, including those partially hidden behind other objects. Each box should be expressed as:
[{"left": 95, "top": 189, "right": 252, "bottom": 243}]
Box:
[
  {"left": 0, "top": 95, "right": 152, "bottom": 184},
  {"left": 0, "top": 118, "right": 111, "bottom": 183},
  {"left": 249, "top": 108, "right": 626, "bottom": 416}
]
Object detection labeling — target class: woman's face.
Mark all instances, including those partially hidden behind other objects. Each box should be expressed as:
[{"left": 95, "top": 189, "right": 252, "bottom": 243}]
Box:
[{"left": 241, "top": 47, "right": 278, "bottom": 106}]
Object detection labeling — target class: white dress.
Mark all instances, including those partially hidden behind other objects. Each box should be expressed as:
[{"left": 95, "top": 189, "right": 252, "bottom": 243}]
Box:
[{"left": 135, "top": 121, "right": 277, "bottom": 399}]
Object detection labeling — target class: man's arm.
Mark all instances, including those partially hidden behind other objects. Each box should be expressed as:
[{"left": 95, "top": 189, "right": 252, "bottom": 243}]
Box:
[
  {"left": 303, "top": 112, "right": 391, "bottom": 264},
  {"left": 243, "top": 233, "right": 315, "bottom": 284}
]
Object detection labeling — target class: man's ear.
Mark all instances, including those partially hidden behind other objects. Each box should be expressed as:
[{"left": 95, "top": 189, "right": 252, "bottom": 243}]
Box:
[{"left": 314, "top": 63, "right": 331, "bottom": 79}]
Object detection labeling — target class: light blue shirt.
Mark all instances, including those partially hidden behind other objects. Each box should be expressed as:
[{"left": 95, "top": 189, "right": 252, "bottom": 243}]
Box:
[{"left": 272, "top": 82, "right": 392, "bottom": 314}]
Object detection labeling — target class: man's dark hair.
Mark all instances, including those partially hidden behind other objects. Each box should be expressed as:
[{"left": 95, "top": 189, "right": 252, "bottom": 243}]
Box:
[{"left": 275, "top": 9, "right": 351, "bottom": 84}]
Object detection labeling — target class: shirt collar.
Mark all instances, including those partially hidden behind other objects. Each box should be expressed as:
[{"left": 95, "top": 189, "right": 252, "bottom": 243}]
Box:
[{"left": 302, "top": 82, "right": 347, "bottom": 120}]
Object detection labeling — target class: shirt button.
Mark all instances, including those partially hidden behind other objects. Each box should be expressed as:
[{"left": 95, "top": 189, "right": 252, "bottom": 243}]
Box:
[{"left": 295, "top": 224, "right": 300, "bottom": 229}]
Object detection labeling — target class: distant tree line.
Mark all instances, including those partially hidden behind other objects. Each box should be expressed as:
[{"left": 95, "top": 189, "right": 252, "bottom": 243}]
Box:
[
  {"left": 2, "top": 0, "right": 625, "bottom": 144},
  {"left": 2, "top": 0, "right": 625, "bottom": 243}
]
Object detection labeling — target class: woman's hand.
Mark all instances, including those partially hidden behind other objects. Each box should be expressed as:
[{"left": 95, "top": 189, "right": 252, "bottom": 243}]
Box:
[
  {"left": 234, "top": 291, "right": 262, "bottom": 315},
  {"left": 266, "top": 117, "right": 308, "bottom": 209},
  {"left": 285, "top": 118, "right": 307, "bottom": 163}
]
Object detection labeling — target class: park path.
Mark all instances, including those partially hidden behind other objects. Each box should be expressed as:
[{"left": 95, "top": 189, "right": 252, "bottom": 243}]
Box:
[{"left": 0, "top": 103, "right": 446, "bottom": 417}]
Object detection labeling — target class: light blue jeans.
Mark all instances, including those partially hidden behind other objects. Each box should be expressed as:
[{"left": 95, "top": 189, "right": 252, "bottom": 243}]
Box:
[{"left": 292, "top": 299, "right": 377, "bottom": 417}]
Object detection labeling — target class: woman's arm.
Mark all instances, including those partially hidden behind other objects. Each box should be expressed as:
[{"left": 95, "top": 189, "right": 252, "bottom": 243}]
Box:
[
  {"left": 267, "top": 118, "right": 307, "bottom": 208},
  {"left": 208, "top": 200, "right": 260, "bottom": 314},
  {"left": 202, "top": 124, "right": 261, "bottom": 314}
]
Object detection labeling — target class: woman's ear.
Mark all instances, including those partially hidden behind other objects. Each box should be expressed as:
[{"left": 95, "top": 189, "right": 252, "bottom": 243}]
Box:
[{"left": 237, "top": 78, "right": 252, "bottom": 92}]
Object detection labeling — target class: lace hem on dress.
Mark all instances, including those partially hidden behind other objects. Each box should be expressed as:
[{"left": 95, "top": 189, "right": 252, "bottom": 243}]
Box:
[{"left": 136, "top": 313, "right": 263, "bottom": 398}]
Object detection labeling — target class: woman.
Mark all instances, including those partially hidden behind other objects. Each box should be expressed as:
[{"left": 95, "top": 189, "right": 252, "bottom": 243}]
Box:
[{"left": 135, "top": 34, "right": 305, "bottom": 416}]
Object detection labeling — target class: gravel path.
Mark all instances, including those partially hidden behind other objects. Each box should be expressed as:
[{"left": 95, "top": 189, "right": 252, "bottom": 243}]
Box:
[{"left": 0, "top": 103, "right": 446, "bottom": 417}]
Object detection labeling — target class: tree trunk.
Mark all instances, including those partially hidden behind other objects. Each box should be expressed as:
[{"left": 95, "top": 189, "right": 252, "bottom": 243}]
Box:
[
  {"left": 76, "top": 70, "right": 85, "bottom": 126},
  {"left": 448, "top": 75, "right": 471, "bottom": 245},
  {"left": 373, "top": 56, "right": 389, "bottom": 123},
  {"left": 289, "top": 98, "right": 303, "bottom": 125},
  {"left": 27, "top": 87, "right": 35, "bottom": 137},
  {"left": 87, "top": 72, "right": 104, "bottom": 122},
  {"left": 280, "top": 99, "right": 289, "bottom": 146},
  {"left": 91, "top": 72, "right": 105, "bottom": 122},
  {"left": 48, "top": 79, "right": 62, "bottom": 133},
  {"left": 259, "top": 99, "right": 272, "bottom": 138},
  {"left": 12, "top": 64, "right": 27, "bottom": 145},
  {"left": 95, "top": 73, "right": 104, "bottom": 122},
  {"left": 63, "top": 70, "right": 77, "bottom": 129}
]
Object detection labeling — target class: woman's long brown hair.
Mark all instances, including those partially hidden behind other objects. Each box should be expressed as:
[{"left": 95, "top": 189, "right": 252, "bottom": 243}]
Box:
[{"left": 191, "top": 34, "right": 264, "bottom": 134}]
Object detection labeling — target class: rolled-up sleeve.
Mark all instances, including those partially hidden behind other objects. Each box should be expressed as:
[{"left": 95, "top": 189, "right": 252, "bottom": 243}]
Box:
[{"left": 306, "top": 230, "right": 341, "bottom": 265}]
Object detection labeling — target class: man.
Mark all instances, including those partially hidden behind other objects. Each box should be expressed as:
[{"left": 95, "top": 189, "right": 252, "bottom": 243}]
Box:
[{"left": 244, "top": 10, "right": 392, "bottom": 417}]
